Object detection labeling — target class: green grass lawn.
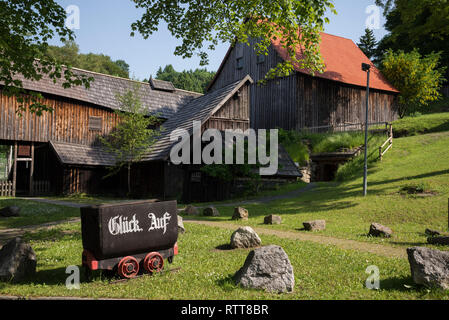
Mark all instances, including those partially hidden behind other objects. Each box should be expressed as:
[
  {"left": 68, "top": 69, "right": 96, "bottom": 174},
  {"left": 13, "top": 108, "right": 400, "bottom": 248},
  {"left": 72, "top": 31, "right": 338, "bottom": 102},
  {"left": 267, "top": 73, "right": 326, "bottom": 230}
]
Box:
[
  {"left": 392, "top": 112, "right": 449, "bottom": 137},
  {"left": 0, "top": 199, "right": 80, "bottom": 229},
  {"left": 188, "top": 131, "right": 449, "bottom": 251},
  {"left": 0, "top": 222, "right": 447, "bottom": 300}
]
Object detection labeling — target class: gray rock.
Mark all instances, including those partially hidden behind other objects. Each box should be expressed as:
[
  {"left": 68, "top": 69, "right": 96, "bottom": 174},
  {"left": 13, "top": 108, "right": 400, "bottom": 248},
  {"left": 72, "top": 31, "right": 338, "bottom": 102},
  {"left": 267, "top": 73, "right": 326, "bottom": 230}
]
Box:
[
  {"left": 264, "top": 215, "right": 282, "bottom": 225},
  {"left": 177, "top": 215, "right": 185, "bottom": 234},
  {"left": 230, "top": 227, "right": 261, "bottom": 249},
  {"left": 425, "top": 229, "right": 441, "bottom": 237},
  {"left": 303, "top": 220, "right": 326, "bottom": 231},
  {"left": 0, "top": 206, "right": 20, "bottom": 218},
  {"left": 234, "top": 245, "right": 294, "bottom": 293},
  {"left": 203, "top": 206, "right": 220, "bottom": 217},
  {"left": 407, "top": 247, "right": 449, "bottom": 290},
  {"left": 232, "top": 207, "right": 249, "bottom": 220},
  {"left": 427, "top": 236, "right": 449, "bottom": 245},
  {"left": 368, "top": 223, "right": 392, "bottom": 238},
  {"left": 0, "top": 238, "right": 36, "bottom": 282},
  {"left": 183, "top": 205, "right": 199, "bottom": 216}
]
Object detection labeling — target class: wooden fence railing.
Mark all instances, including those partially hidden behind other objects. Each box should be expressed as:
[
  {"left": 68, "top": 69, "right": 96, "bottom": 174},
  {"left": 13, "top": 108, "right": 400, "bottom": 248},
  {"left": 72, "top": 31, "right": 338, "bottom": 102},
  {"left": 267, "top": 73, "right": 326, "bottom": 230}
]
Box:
[
  {"left": 379, "top": 124, "right": 393, "bottom": 161},
  {"left": 0, "top": 181, "right": 14, "bottom": 197},
  {"left": 299, "top": 121, "right": 390, "bottom": 133}
]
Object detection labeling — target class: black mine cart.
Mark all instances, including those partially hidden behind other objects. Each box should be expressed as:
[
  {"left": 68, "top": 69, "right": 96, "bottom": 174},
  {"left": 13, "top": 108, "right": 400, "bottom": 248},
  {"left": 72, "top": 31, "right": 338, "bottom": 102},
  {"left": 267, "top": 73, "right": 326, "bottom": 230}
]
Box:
[{"left": 81, "top": 200, "right": 178, "bottom": 279}]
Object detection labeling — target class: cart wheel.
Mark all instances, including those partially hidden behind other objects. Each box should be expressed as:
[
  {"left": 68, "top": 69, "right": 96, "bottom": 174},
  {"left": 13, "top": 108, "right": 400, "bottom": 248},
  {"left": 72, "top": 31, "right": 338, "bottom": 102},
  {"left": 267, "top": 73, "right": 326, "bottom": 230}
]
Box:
[
  {"left": 143, "top": 252, "right": 164, "bottom": 273},
  {"left": 168, "top": 256, "right": 174, "bottom": 264},
  {"left": 117, "top": 256, "right": 139, "bottom": 279}
]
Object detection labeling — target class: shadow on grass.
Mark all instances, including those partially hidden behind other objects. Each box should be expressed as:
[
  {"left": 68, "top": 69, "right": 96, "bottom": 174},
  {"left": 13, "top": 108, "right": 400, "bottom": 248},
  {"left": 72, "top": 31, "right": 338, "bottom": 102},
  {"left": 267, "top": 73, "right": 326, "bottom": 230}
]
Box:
[
  {"left": 215, "top": 244, "right": 233, "bottom": 251},
  {"left": 215, "top": 274, "right": 238, "bottom": 292},
  {"left": 379, "top": 275, "right": 416, "bottom": 292}
]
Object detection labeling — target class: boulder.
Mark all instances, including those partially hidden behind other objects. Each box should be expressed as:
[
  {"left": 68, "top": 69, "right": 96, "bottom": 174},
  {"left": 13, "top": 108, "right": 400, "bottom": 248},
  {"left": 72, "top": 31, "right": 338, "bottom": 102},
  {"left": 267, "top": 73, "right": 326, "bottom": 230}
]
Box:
[
  {"left": 230, "top": 227, "right": 261, "bottom": 249},
  {"left": 407, "top": 247, "right": 449, "bottom": 290},
  {"left": 0, "top": 238, "right": 36, "bottom": 282},
  {"left": 234, "top": 245, "right": 294, "bottom": 293},
  {"left": 177, "top": 215, "right": 185, "bottom": 234},
  {"left": 303, "top": 220, "right": 326, "bottom": 231},
  {"left": 183, "top": 205, "right": 199, "bottom": 216},
  {"left": 203, "top": 206, "right": 220, "bottom": 217},
  {"left": 425, "top": 229, "right": 441, "bottom": 237},
  {"left": 0, "top": 206, "right": 20, "bottom": 218},
  {"left": 264, "top": 215, "right": 282, "bottom": 225},
  {"left": 368, "top": 223, "right": 393, "bottom": 238},
  {"left": 427, "top": 236, "right": 449, "bottom": 245},
  {"left": 232, "top": 207, "right": 249, "bottom": 220}
]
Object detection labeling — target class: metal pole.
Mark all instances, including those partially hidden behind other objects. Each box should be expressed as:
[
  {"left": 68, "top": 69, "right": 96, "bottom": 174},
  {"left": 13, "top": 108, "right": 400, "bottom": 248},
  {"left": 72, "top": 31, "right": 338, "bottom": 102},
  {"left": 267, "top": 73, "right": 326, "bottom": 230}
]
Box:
[{"left": 363, "top": 69, "right": 370, "bottom": 197}]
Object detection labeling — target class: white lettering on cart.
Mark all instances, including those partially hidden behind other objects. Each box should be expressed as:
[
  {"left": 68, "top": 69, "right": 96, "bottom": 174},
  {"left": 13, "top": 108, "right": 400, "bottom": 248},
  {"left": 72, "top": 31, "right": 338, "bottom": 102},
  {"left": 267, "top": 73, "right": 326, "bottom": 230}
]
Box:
[
  {"left": 108, "top": 214, "right": 143, "bottom": 235},
  {"left": 148, "top": 212, "right": 172, "bottom": 234}
]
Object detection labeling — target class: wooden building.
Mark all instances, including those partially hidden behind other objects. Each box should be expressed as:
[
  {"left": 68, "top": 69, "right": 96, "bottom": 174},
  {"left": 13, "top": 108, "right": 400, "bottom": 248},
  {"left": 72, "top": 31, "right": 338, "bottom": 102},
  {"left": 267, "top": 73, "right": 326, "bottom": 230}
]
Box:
[
  {"left": 0, "top": 69, "right": 300, "bottom": 200},
  {"left": 207, "top": 32, "right": 399, "bottom": 130}
]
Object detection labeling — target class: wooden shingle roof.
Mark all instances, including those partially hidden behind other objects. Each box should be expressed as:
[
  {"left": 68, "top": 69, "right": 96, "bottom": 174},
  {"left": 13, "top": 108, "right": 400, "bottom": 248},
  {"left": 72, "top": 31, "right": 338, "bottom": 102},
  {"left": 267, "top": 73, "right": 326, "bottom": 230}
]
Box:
[
  {"left": 142, "top": 75, "right": 254, "bottom": 161},
  {"left": 14, "top": 67, "right": 202, "bottom": 119},
  {"left": 50, "top": 141, "right": 116, "bottom": 167}
]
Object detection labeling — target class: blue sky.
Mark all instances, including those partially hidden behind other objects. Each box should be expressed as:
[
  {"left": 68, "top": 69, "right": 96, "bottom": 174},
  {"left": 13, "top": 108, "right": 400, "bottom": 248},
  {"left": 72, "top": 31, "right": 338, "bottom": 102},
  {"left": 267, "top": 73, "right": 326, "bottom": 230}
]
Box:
[{"left": 54, "top": 0, "right": 387, "bottom": 81}]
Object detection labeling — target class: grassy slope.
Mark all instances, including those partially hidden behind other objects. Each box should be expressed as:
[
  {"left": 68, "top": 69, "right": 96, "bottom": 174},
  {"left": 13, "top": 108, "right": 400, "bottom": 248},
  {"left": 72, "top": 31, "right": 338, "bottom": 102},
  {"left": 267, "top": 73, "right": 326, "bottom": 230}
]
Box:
[
  {"left": 0, "top": 222, "right": 447, "bottom": 300},
  {"left": 393, "top": 113, "right": 449, "bottom": 137},
  {"left": 0, "top": 199, "right": 80, "bottom": 229},
  {"left": 190, "top": 131, "right": 449, "bottom": 250}
]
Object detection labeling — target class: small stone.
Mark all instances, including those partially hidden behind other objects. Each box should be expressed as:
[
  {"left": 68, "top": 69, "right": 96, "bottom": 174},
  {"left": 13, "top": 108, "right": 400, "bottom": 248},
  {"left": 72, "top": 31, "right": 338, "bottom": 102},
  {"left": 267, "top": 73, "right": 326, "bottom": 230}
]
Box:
[
  {"left": 264, "top": 215, "right": 282, "bottom": 225},
  {"left": 425, "top": 229, "right": 441, "bottom": 237},
  {"left": 303, "top": 220, "right": 326, "bottom": 231},
  {"left": 427, "top": 236, "right": 449, "bottom": 245},
  {"left": 230, "top": 227, "right": 261, "bottom": 249},
  {"left": 407, "top": 247, "right": 449, "bottom": 290},
  {"left": 0, "top": 206, "right": 20, "bottom": 218},
  {"left": 203, "top": 206, "right": 220, "bottom": 217},
  {"left": 234, "top": 245, "right": 294, "bottom": 293},
  {"left": 183, "top": 205, "right": 199, "bottom": 216},
  {"left": 0, "top": 238, "right": 36, "bottom": 282},
  {"left": 232, "top": 207, "right": 249, "bottom": 220},
  {"left": 368, "top": 223, "right": 392, "bottom": 238},
  {"left": 177, "top": 215, "right": 185, "bottom": 234}
]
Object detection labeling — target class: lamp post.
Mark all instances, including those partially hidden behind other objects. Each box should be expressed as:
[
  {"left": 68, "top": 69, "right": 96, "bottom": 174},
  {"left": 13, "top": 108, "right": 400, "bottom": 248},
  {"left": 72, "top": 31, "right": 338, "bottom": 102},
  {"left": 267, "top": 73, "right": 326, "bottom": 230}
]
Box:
[{"left": 362, "top": 63, "right": 371, "bottom": 197}]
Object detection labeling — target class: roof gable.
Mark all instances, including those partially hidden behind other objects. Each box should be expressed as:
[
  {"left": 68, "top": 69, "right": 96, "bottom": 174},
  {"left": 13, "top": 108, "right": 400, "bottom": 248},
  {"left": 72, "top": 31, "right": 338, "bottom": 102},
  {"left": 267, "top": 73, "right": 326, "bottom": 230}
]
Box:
[{"left": 271, "top": 32, "right": 398, "bottom": 93}]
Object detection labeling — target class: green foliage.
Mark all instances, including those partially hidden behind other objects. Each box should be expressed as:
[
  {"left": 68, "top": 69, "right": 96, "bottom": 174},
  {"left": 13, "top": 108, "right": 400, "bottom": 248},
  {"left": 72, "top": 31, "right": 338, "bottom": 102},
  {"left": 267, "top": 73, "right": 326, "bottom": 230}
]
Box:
[
  {"left": 45, "top": 41, "right": 130, "bottom": 78},
  {"left": 357, "top": 28, "right": 378, "bottom": 60},
  {"left": 99, "top": 83, "right": 161, "bottom": 194},
  {"left": 0, "top": 1, "right": 93, "bottom": 115},
  {"left": 375, "top": 0, "right": 449, "bottom": 79},
  {"left": 278, "top": 129, "right": 309, "bottom": 166},
  {"left": 381, "top": 49, "right": 446, "bottom": 118},
  {"left": 131, "top": 0, "right": 337, "bottom": 81},
  {"left": 154, "top": 64, "right": 215, "bottom": 93}
]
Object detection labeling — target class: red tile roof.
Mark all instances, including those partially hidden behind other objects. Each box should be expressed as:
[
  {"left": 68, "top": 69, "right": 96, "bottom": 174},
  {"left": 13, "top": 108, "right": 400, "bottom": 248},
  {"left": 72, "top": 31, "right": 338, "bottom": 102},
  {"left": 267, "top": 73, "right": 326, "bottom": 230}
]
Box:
[{"left": 272, "top": 32, "right": 398, "bottom": 93}]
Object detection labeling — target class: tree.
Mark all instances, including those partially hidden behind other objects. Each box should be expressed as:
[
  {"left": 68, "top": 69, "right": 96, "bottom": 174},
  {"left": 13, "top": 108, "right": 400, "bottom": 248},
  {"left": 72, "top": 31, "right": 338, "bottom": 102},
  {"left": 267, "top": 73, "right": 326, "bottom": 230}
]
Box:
[
  {"left": 131, "top": 0, "right": 337, "bottom": 81},
  {"left": 45, "top": 41, "right": 130, "bottom": 78},
  {"left": 99, "top": 84, "right": 161, "bottom": 196},
  {"left": 0, "top": 1, "right": 93, "bottom": 115},
  {"left": 381, "top": 49, "right": 446, "bottom": 118},
  {"left": 154, "top": 64, "right": 216, "bottom": 93},
  {"left": 375, "top": 0, "right": 449, "bottom": 79},
  {"left": 357, "top": 28, "right": 378, "bottom": 60}
]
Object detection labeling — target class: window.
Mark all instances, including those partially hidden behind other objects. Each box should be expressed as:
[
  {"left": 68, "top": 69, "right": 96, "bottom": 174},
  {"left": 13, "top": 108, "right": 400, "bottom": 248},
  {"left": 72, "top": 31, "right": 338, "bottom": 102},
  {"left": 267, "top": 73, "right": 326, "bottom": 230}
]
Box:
[
  {"left": 257, "top": 54, "right": 265, "bottom": 64},
  {"left": 236, "top": 57, "right": 244, "bottom": 70},
  {"left": 88, "top": 116, "right": 103, "bottom": 131},
  {"left": 190, "top": 171, "right": 202, "bottom": 183}
]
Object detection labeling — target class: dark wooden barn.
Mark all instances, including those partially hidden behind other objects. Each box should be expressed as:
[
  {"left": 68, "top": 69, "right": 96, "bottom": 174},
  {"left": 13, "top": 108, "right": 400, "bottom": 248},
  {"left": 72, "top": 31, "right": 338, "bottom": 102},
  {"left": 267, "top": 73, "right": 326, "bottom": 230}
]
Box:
[
  {"left": 207, "top": 32, "right": 400, "bottom": 131},
  {"left": 0, "top": 69, "right": 300, "bottom": 200}
]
